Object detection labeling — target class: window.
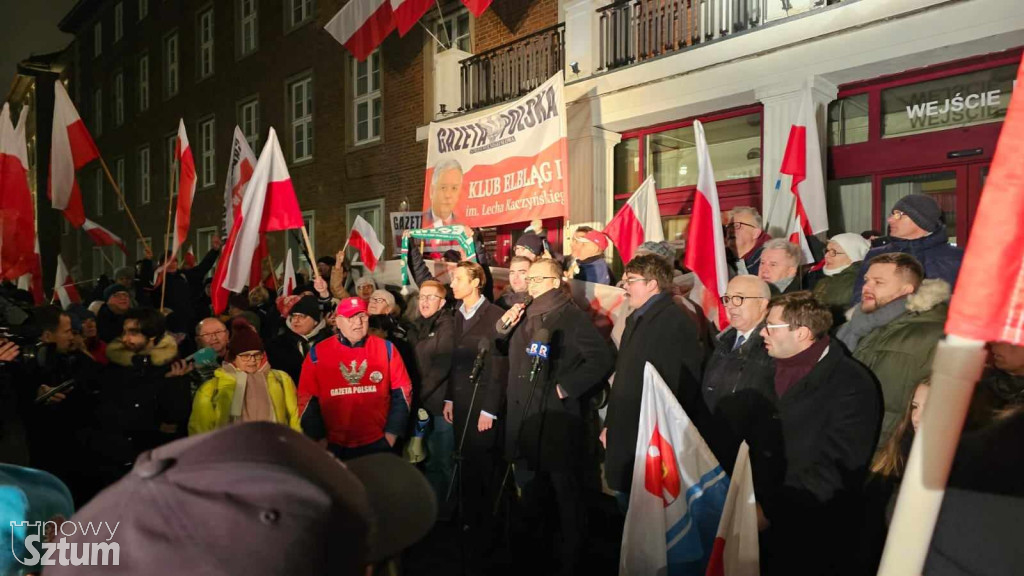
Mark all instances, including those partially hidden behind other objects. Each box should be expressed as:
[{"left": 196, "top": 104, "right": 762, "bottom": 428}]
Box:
[
  {"left": 345, "top": 201, "right": 383, "bottom": 267},
  {"left": 289, "top": 76, "right": 313, "bottom": 161},
  {"left": 288, "top": 0, "right": 313, "bottom": 28},
  {"left": 138, "top": 146, "right": 150, "bottom": 205},
  {"left": 137, "top": 237, "right": 151, "bottom": 260},
  {"left": 138, "top": 54, "right": 149, "bottom": 111},
  {"left": 115, "top": 158, "right": 126, "bottom": 211},
  {"left": 165, "top": 33, "right": 179, "bottom": 97},
  {"left": 353, "top": 51, "right": 381, "bottom": 144},
  {"left": 613, "top": 138, "right": 640, "bottom": 196},
  {"left": 197, "top": 8, "right": 215, "bottom": 79},
  {"left": 95, "top": 169, "right": 104, "bottom": 216},
  {"left": 199, "top": 117, "right": 216, "bottom": 187},
  {"left": 286, "top": 211, "right": 316, "bottom": 269},
  {"left": 114, "top": 3, "right": 123, "bottom": 42},
  {"left": 826, "top": 177, "right": 872, "bottom": 234},
  {"left": 93, "top": 247, "right": 107, "bottom": 278},
  {"left": 94, "top": 21, "right": 102, "bottom": 57},
  {"left": 239, "top": 97, "right": 259, "bottom": 151},
  {"left": 93, "top": 88, "right": 103, "bottom": 136},
  {"left": 644, "top": 113, "right": 761, "bottom": 189},
  {"left": 138, "top": 0, "right": 148, "bottom": 20},
  {"left": 828, "top": 94, "right": 869, "bottom": 146},
  {"left": 113, "top": 72, "right": 124, "bottom": 126},
  {"left": 166, "top": 133, "right": 179, "bottom": 196},
  {"left": 196, "top": 226, "right": 218, "bottom": 255},
  {"left": 434, "top": 9, "right": 471, "bottom": 53},
  {"left": 239, "top": 0, "right": 257, "bottom": 56}
]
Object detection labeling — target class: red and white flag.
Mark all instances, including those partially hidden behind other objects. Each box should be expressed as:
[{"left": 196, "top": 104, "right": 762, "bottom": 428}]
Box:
[
  {"left": 49, "top": 81, "right": 99, "bottom": 228},
  {"left": 172, "top": 119, "right": 197, "bottom": 254},
  {"left": 787, "top": 212, "right": 815, "bottom": 265},
  {"left": 224, "top": 126, "right": 257, "bottom": 235},
  {"left": 947, "top": 57, "right": 1024, "bottom": 343},
  {"left": 779, "top": 90, "right": 828, "bottom": 239},
  {"left": 348, "top": 215, "right": 385, "bottom": 272},
  {"left": 0, "top": 104, "right": 37, "bottom": 280},
  {"left": 603, "top": 175, "right": 664, "bottom": 264},
  {"left": 705, "top": 442, "right": 760, "bottom": 576},
  {"left": 212, "top": 127, "right": 304, "bottom": 313},
  {"left": 460, "top": 0, "right": 492, "bottom": 17},
  {"left": 282, "top": 248, "right": 297, "bottom": 297},
  {"left": 83, "top": 219, "right": 127, "bottom": 254},
  {"left": 685, "top": 120, "right": 730, "bottom": 330},
  {"left": 621, "top": 363, "right": 729, "bottom": 576},
  {"left": 324, "top": 0, "right": 396, "bottom": 62},
  {"left": 53, "top": 254, "right": 81, "bottom": 309},
  {"left": 17, "top": 238, "right": 44, "bottom": 305},
  {"left": 391, "top": 0, "right": 432, "bottom": 36}
]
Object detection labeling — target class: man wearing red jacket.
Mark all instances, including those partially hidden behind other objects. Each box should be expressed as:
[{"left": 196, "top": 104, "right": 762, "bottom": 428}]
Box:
[{"left": 298, "top": 297, "right": 412, "bottom": 459}]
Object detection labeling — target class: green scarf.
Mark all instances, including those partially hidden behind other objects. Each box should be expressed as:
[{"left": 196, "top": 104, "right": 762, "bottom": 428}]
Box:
[{"left": 400, "top": 227, "right": 477, "bottom": 286}]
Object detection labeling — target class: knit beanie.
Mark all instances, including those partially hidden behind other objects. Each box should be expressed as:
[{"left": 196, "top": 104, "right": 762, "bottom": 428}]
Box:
[
  {"left": 514, "top": 231, "right": 545, "bottom": 256},
  {"left": 227, "top": 319, "right": 263, "bottom": 357},
  {"left": 829, "top": 233, "right": 871, "bottom": 263},
  {"left": 892, "top": 194, "right": 942, "bottom": 233},
  {"left": 103, "top": 284, "right": 130, "bottom": 300}
]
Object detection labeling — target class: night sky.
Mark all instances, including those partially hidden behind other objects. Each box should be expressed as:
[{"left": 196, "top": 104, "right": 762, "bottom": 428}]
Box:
[{"left": 1, "top": 0, "right": 79, "bottom": 96}]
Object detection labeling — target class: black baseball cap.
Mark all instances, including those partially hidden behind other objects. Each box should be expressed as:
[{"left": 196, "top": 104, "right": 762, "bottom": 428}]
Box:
[{"left": 46, "top": 423, "right": 437, "bottom": 575}]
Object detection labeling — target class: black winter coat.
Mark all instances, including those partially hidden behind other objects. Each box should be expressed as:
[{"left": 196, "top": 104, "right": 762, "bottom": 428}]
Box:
[
  {"left": 449, "top": 300, "right": 507, "bottom": 452},
  {"left": 265, "top": 323, "right": 332, "bottom": 385},
  {"left": 409, "top": 311, "right": 455, "bottom": 416},
  {"left": 503, "top": 289, "right": 615, "bottom": 472},
  {"left": 604, "top": 294, "right": 705, "bottom": 492}
]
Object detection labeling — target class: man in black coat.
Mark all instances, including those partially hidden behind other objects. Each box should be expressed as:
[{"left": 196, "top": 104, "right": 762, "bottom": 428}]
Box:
[
  {"left": 154, "top": 236, "right": 221, "bottom": 336},
  {"left": 601, "top": 254, "right": 705, "bottom": 507},
  {"left": 759, "top": 292, "right": 882, "bottom": 576},
  {"left": 498, "top": 258, "right": 615, "bottom": 574},
  {"left": 265, "top": 295, "right": 332, "bottom": 384}
]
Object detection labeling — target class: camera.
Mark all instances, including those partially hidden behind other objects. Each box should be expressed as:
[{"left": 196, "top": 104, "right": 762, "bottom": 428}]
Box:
[{"left": 0, "top": 325, "right": 53, "bottom": 367}]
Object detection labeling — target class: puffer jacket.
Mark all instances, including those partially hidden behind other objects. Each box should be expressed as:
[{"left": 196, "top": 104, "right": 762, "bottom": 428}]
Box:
[
  {"left": 850, "top": 226, "right": 963, "bottom": 305},
  {"left": 852, "top": 279, "right": 950, "bottom": 446},
  {"left": 812, "top": 265, "right": 859, "bottom": 327},
  {"left": 188, "top": 365, "right": 301, "bottom": 435}
]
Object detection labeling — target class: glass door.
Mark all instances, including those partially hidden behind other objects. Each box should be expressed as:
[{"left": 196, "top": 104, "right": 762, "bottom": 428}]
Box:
[{"left": 877, "top": 168, "right": 967, "bottom": 246}]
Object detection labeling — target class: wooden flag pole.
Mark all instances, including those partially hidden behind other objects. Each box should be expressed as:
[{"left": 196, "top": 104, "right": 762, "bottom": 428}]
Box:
[
  {"left": 97, "top": 155, "right": 150, "bottom": 253},
  {"left": 301, "top": 226, "right": 320, "bottom": 282},
  {"left": 159, "top": 168, "right": 176, "bottom": 311},
  {"left": 266, "top": 249, "right": 279, "bottom": 291}
]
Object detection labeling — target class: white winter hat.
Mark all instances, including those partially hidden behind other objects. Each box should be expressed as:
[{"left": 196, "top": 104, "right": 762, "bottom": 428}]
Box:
[{"left": 829, "top": 233, "right": 871, "bottom": 263}]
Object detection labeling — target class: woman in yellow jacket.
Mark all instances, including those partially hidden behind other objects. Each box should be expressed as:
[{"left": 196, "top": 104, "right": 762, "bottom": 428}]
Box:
[{"left": 188, "top": 319, "right": 301, "bottom": 435}]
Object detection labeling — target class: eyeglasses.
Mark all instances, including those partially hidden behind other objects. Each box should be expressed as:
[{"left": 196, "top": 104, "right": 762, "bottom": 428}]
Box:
[
  {"left": 199, "top": 329, "right": 227, "bottom": 339},
  {"left": 420, "top": 294, "right": 444, "bottom": 302},
  {"left": 890, "top": 209, "right": 906, "bottom": 220},
  {"left": 236, "top": 352, "right": 265, "bottom": 360},
  {"left": 720, "top": 295, "right": 765, "bottom": 306},
  {"left": 824, "top": 249, "right": 846, "bottom": 257},
  {"left": 623, "top": 276, "right": 651, "bottom": 285},
  {"left": 764, "top": 323, "right": 792, "bottom": 333},
  {"left": 369, "top": 297, "right": 389, "bottom": 304},
  {"left": 525, "top": 276, "right": 557, "bottom": 285},
  {"left": 730, "top": 222, "right": 756, "bottom": 230}
]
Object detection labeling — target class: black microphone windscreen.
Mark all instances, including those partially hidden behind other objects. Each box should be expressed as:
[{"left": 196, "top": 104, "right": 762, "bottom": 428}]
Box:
[
  {"left": 477, "top": 338, "right": 489, "bottom": 353},
  {"left": 522, "top": 295, "right": 534, "bottom": 307},
  {"left": 533, "top": 328, "right": 551, "bottom": 344}
]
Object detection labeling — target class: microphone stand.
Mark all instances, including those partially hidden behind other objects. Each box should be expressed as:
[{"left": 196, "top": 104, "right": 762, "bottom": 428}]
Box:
[
  {"left": 447, "top": 347, "right": 487, "bottom": 576},
  {"left": 493, "top": 352, "right": 545, "bottom": 516}
]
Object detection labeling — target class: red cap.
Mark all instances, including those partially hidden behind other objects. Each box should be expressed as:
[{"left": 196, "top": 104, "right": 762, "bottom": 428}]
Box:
[
  {"left": 336, "top": 296, "right": 368, "bottom": 318},
  {"left": 582, "top": 230, "right": 609, "bottom": 251}
]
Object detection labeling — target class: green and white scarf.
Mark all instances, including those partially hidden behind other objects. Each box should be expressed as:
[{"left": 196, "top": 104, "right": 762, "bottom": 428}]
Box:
[{"left": 400, "top": 226, "right": 477, "bottom": 286}]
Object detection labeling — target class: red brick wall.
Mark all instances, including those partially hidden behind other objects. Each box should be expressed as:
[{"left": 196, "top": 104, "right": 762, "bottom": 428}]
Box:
[{"left": 474, "top": 0, "right": 559, "bottom": 53}]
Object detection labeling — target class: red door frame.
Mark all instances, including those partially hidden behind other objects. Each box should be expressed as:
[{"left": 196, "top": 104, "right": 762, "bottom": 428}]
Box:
[{"left": 829, "top": 48, "right": 1021, "bottom": 244}]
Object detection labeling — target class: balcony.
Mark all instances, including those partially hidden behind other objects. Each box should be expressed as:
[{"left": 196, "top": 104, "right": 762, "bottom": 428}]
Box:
[
  {"left": 460, "top": 23, "right": 565, "bottom": 112},
  {"left": 597, "top": 0, "right": 843, "bottom": 72}
]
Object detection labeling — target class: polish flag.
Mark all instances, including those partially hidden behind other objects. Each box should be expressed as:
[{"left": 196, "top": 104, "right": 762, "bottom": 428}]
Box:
[
  {"left": 348, "top": 215, "right": 385, "bottom": 272},
  {"left": 282, "top": 248, "right": 297, "bottom": 296},
  {"left": 172, "top": 119, "right": 197, "bottom": 254},
  {"left": 324, "top": 0, "right": 396, "bottom": 62},
  {"left": 49, "top": 81, "right": 99, "bottom": 228},
  {"left": 391, "top": 0, "right": 432, "bottom": 36},
  {"left": 83, "top": 219, "right": 128, "bottom": 254},
  {"left": 621, "top": 362, "right": 728, "bottom": 576},
  {"left": 54, "top": 254, "right": 81, "bottom": 309},
  {"left": 603, "top": 175, "right": 664, "bottom": 264},
  {"left": 212, "top": 128, "right": 304, "bottom": 313},
  {"left": 779, "top": 90, "right": 828, "bottom": 239},
  {"left": 17, "top": 238, "right": 44, "bottom": 305},
  {"left": 787, "top": 213, "right": 815, "bottom": 265},
  {"left": 705, "top": 442, "right": 760, "bottom": 576},
  {"left": 685, "top": 120, "right": 730, "bottom": 330},
  {"left": 0, "top": 103, "right": 37, "bottom": 280},
  {"left": 460, "top": 0, "right": 492, "bottom": 17},
  {"left": 224, "top": 126, "right": 257, "bottom": 235}
]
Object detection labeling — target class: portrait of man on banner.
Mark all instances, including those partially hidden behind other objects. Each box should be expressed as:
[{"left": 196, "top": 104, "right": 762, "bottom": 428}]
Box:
[{"left": 424, "top": 159, "right": 463, "bottom": 228}]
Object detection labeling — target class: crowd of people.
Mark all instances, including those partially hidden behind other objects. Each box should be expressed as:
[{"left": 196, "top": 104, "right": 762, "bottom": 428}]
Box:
[{"left": 0, "top": 192, "right": 1021, "bottom": 575}]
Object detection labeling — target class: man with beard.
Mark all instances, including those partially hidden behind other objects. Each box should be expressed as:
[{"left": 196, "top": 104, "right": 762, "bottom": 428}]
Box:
[{"left": 497, "top": 256, "right": 531, "bottom": 310}]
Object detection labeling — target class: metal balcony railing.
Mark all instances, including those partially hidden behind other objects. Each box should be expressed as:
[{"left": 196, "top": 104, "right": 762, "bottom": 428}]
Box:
[
  {"left": 598, "top": 0, "right": 842, "bottom": 72},
  {"left": 460, "top": 23, "right": 565, "bottom": 112}
]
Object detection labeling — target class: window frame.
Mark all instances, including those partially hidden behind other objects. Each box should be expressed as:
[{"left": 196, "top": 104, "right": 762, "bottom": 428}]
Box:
[
  {"left": 238, "top": 0, "right": 258, "bottom": 57},
  {"left": 113, "top": 71, "right": 125, "bottom": 126},
  {"left": 287, "top": 73, "right": 314, "bottom": 163},
  {"left": 286, "top": 0, "right": 314, "bottom": 30},
  {"left": 95, "top": 168, "right": 104, "bottom": 217},
  {"left": 352, "top": 50, "right": 382, "bottom": 145},
  {"left": 93, "top": 87, "right": 103, "bottom": 136},
  {"left": 138, "top": 146, "right": 151, "bottom": 205},
  {"left": 238, "top": 95, "right": 260, "bottom": 153},
  {"left": 138, "top": 53, "right": 150, "bottom": 112},
  {"left": 433, "top": 7, "right": 472, "bottom": 54},
  {"left": 114, "top": 2, "right": 124, "bottom": 42},
  {"left": 115, "top": 157, "right": 126, "bottom": 212},
  {"left": 164, "top": 31, "right": 180, "bottom": 99},
  {"left": 344, "top": 200, "right": 384, "bottom": 267},
  {"left": 138, "top": 0, "right": 148, "bottom": 21},
  {"left": 197, "top": 7, "right": 215, "bottom": 80},
  {"left": 198, "top": 116, "right": 216, "bottom": 188},
  {"left": 166, "top": 132, "right": 179, "bottom": 198}
]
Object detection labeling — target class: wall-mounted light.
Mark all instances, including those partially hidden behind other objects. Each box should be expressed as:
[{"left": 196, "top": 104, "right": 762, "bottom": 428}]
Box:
[
  {"left": 569, "top": 61, "right": 580, "bottom": 75},
  {"left": 439, "top": 103, "right": 447, "bottom": 115},
  {"left": 399, "top": 198, "right": 410, "bottom": 212}
]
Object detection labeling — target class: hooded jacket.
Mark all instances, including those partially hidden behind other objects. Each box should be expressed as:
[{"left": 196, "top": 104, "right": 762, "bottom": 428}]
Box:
[
  {"left": 188, "top": 365, "right": 301, "bottom": 435},
  {"left": 851, "top": 279, "right": 950, "bottom": 445},
  {"left": 850, "top": 226, "right": 963, "bottom": 305}
]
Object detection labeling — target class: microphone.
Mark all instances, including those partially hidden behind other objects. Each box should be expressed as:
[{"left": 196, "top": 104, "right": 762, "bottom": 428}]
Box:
[
  {"left": 469, "top": 338, "right": 489, "bottom": 383},
  {"left": 498, "top": 295, "right": 533, "bottom": 334},
  {"left": 527, "top": 328, "right": 551, "bottom": 382}
]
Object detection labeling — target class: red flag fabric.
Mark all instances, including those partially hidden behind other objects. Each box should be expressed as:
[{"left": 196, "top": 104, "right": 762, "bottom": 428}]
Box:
[
  {"left": 54, "top": 254, "right": 81, "bottom": 309},
  {"left": 705, "top": 442, "right": 760, "bottom": 576},
  {"left": 685, "top": 120, "right": 730, "bottom": 330},
  {"left": 0, "top": 104, "right": 37, "bottom": 280},
  {"left": 603, "top": 176, "right": 663, "bottom": 264},
  {"left": 946, "top": 57, "right": 1024, "bottom": 343},
  {"left": 172, "top": 119, "right": 197, "bottom": 254},
  {"left": 212, "top": 128, "right": 304, "bottom": 313},
  {"left": 49, "top": 82, "right": 99, "bottom": 228},
  {"left": 18, "top": 238, "right": 45, "bottom": 305},
  {"left": 348, "top": 215, "right": 385, "bottom": 272},
  {"left": 779, "top": 90, "right": 828, "bottom": 237},
  {"left": 83, "top": 219, "right": 128, "bottom": 254},
  {"left": 324, "top": 0, "right": 396, "bottom": 62},
  {"left": 460, "top": 0, "right": 492, "bottom": 17},
  {"left": 224, "top": 126, "right": 256, "bottom": 236},
  {"left": 391, "top": 0, "right": 432, "bottom": 36}
]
